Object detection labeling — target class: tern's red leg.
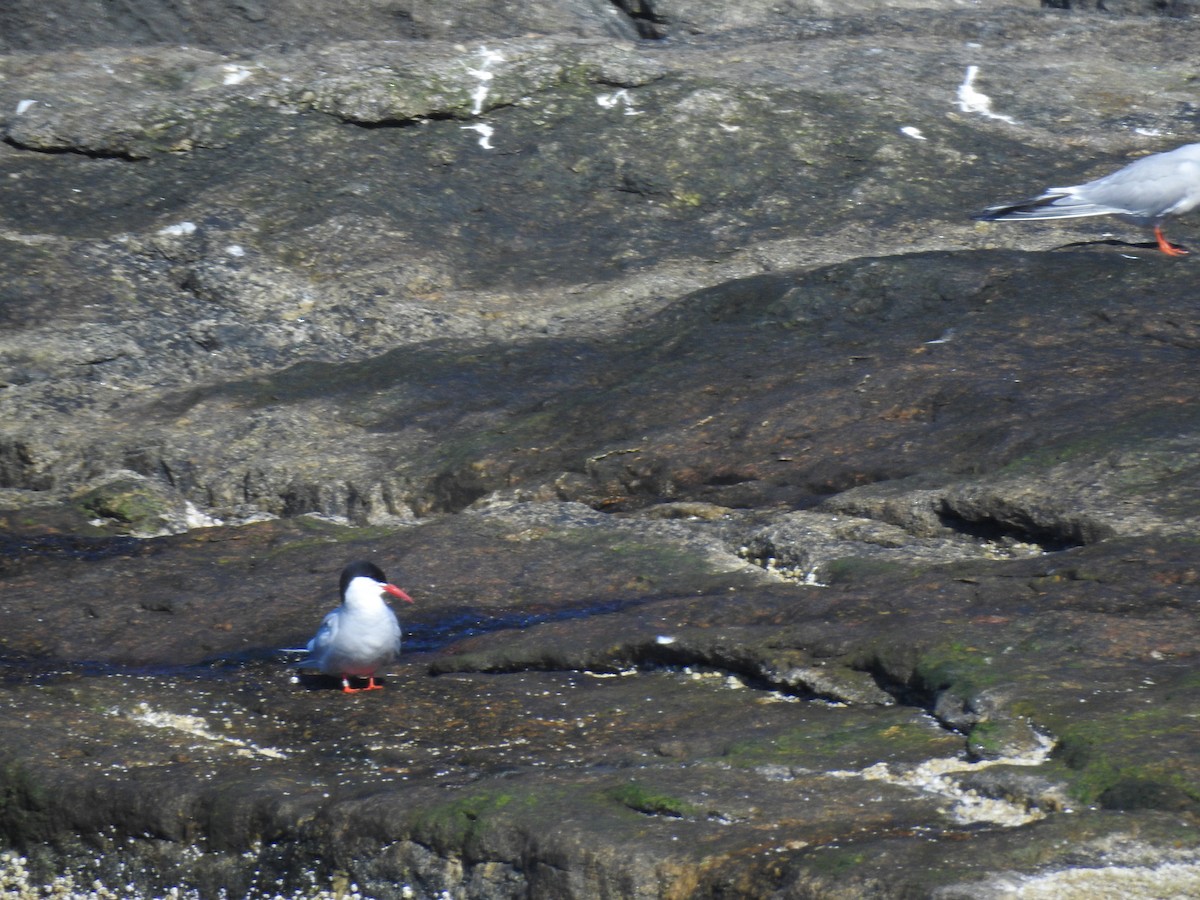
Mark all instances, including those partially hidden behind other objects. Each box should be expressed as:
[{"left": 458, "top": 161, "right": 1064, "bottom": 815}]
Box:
[
  {"left": 1154, "top": 225, "right": 1188, "bottom": 256},
  {"left": 340, "top": 675, "right": 383, "bottom": 693}
]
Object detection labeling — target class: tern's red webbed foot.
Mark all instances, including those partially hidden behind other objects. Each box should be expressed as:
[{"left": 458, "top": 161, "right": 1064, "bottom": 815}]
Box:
[
  {"left": 1155, "top": 225, "right": 1188, "bottom": 256},
  {"left": 340, "top": 675, "right": 384, "bottom": 693}
]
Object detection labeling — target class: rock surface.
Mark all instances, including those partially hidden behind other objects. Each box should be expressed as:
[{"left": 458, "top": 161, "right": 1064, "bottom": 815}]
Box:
[{"left": 2, "top": 1, "right": 1200, "bottom": 898}]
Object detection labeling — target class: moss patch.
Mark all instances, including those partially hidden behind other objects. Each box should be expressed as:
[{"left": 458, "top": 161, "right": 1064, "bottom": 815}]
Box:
[
  {"left": 74, "top": 477, "right": 176, "bottom": 532},
  {"left": 409, "top": 790, "right": 517, "bottom": 853},
  {"left": 913, "top": 642, "right": 1003, "bottom": 695},
  {"left": 1051, "top": 708, "right": 1200, "bottom": 808},
  {"left": 721, "top": 712, "right": 960, "bottom": 770},
  {"left": 605, "top": 781, "right": 701, "bottom": 819}
]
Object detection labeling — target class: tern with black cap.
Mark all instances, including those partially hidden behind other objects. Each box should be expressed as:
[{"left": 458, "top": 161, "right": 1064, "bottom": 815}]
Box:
[{"left": 295, "top": 560, "right": 413, "bottom": 693}]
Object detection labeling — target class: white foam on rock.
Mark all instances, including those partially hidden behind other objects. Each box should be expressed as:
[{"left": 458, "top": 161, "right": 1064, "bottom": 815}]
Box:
[{"left": 829, "top": 729, "right": 1057, "bottom": 826}]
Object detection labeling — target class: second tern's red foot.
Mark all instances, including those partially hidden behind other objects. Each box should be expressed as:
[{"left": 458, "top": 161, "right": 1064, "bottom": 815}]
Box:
[{"left": 1154, "top": 225, "right": 1188, "bottom": 256}]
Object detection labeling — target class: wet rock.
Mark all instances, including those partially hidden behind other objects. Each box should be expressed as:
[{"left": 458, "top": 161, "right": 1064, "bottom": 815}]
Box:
[
  {"left": 738, "top": 508, "right": 1039, "bottom": 587},
  {"left": 0, "top": 0, "right": 641, "bottom": 51}
]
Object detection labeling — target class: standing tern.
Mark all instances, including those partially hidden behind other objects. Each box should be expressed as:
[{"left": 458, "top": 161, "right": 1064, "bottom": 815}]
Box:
[
  {"left": 974, "top": 142, "right": 1200, "bottom": 256},
  {"left": 297, "top": 560, "right": 414, "bottom": 693}
]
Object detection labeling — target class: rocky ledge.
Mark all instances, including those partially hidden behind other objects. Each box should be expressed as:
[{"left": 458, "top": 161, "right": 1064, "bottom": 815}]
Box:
[{"left": 1, "top": 1, "right": 1199, "bottom": 898}]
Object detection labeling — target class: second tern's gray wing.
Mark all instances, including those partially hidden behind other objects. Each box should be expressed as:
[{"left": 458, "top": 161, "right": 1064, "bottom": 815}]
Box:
[
  {"left": 976, "top": 189, "right": 1125, "bottom": 222},
  {"left": 1066, "top": 145, "right": 1200, "bottom": 224}
]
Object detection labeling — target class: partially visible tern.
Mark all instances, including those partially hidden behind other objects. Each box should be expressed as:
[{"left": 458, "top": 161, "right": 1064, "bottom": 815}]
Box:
[{"left": 975, "top": 142, "right": 1200, "bottom": 256}]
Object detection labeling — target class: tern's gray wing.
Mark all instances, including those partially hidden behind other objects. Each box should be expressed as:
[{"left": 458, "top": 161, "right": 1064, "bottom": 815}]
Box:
[
  {"left": 1064, "top": 150, "right": 1200, "bottom": 224},
  {"left": 976, "top": 143, "right": 1200, "bottom": 225},
  {"left": 305, "top": 610, "right": 339, "bottom": 657},
  {"left": 975, "top": 190, "right": 1124, "bottom": 222},
  {"left": 289, "top": 611, "right": 341, "bottom": 671}
]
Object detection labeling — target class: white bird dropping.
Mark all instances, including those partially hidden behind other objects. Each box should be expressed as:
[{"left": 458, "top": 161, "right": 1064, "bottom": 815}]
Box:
[{"left": 956, "top": 66, "right": 1017, "bottom": 125}]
